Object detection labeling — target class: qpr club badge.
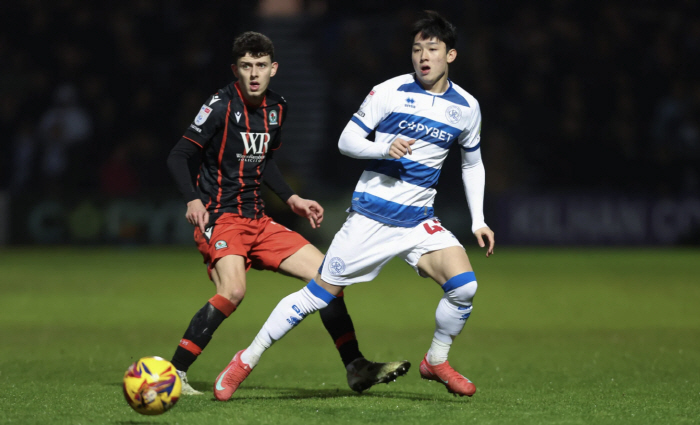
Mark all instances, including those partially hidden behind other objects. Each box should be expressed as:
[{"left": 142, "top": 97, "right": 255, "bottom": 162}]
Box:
[
  {"left": 445, "top": 105, "right": 462, "bottom": 124},
  {"left": 195, "top": 105, "right": 213, "bottom": 125}
]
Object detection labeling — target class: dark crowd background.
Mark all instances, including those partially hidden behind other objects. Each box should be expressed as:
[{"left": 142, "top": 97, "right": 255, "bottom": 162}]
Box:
[{"left": 1, "top": 0, "right": 699, "bottom": 245}]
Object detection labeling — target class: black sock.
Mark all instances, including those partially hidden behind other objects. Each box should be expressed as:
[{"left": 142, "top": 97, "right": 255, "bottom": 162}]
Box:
[
  {"left": 319, "top": 294, "right": 364, "bottom": 367},
  {"left": 171, "top": 301, "right": 229, "bottom": 372}
]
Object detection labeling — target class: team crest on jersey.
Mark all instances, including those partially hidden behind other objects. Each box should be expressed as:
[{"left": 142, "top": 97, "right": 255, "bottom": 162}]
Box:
[
  {"left": 215, "top": 240, "right": 228, "bottom": 250},
  {"left": 328, "top": 257, "right": 346, "bottom": 276},
  {"left": 195, "top": 105, "right": 213, "bottom": 125},
  {"left": 268, "top": 110, "right": 278, "bottom": 125},
  {"left": 445, "top": 105, "right": 462, "bottom": 124}
]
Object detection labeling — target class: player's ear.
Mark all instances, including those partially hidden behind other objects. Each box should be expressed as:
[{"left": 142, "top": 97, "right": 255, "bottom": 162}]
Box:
[
  {"left": 270, "top": 62, "right": 278, "bottom": 77},
  {"left": 231, "top": 64, "right": 239, "bottom": 78},
  {"left": 447, "top": 48, "right": 457, "bottom": 64}
]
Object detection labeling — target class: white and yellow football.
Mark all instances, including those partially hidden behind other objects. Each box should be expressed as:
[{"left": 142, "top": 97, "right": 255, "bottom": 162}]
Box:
[{"left": 122, "top": 356, "right": 181, "bottom": 415}]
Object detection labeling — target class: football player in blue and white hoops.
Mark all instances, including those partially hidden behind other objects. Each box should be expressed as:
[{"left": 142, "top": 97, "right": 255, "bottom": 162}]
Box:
[{"left": 214, "top": 10, "right": 495, "bottom": 400}]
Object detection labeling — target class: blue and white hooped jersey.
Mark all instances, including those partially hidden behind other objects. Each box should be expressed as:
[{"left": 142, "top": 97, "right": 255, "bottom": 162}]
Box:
[{"left": 348, "top": 73, "right": 482, "bottom": 227}]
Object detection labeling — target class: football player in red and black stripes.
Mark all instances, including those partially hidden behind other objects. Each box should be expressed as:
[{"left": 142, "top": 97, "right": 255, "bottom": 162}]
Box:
[{"left": 166, "top": 32, "right": 409, "bottom": 395}]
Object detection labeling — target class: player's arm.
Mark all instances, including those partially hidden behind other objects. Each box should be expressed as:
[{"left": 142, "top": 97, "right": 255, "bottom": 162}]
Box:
[
  {"left": 338, "top": 83, "right": 414, "bottom": 160},
  {"left": 168, "top": 94, "right": 225, "bottom": 232},
  {"left": 338, "top": 122, "right": 415, "bottom": 159},
  {"left": 460, "top": 105, "right": 494, "bottom": 256},
  {"left": 264, "top": 154, "right": 324, "bottom": 229},
  {"left": 166, "top": 138, "right": 208, "bottom": 232}
]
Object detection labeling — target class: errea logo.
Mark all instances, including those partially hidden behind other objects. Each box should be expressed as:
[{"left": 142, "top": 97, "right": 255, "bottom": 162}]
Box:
[{"left": 405, "top": 97, "right": 416, "bottom": 108}]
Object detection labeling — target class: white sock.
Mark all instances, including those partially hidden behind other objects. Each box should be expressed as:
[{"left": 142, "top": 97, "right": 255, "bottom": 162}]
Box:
[
  {"left": 427, "top": 337, "right": 451, "bottom": 366},
  {"left": 241, "top": 280, "right": 334, "bottom": 367},
  {"left": 428, "top": 279, "right": 477, "bottom": 365}
]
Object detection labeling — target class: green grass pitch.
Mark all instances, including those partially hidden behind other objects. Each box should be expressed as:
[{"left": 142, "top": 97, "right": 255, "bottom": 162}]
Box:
[{"left": 1, "top": 246, "right": 699, "bottom": 424}]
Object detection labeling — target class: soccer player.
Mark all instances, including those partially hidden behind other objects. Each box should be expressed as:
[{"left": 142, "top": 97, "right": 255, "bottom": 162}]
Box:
[
  {"left": 166, "top": 32, "right": 409, "bottom": 396},
  {"left": 212, "top": 11, "right": 495, "bottom": 401}
]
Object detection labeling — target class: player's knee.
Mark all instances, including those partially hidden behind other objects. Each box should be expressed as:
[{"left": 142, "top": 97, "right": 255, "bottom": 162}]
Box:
[
  {"left": 442, "top": 272, "right": 477, "bottom": 305},
  {"left": 448, "top": 280, "right": 477, "bottom": 306},
  {"left": 218, "top": 284, "right": 246, "bottom": 305}
]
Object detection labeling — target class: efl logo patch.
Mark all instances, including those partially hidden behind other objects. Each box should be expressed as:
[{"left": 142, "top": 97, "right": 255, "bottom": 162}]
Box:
[
  {"left": 328, "top": 257, "right": 346, "bottom": 276},
  {"left": 215, "top": 240, "right": 228, "bottom": 250},
  {"left": 195, "top": 105, "right": 213, "bottom": 125},
  {"left": 268, "top": 110, "right": 278, "bottom": 125},
  {"left": 359, "top": 90, "right": 375, "bottom": 110},
  {"left": 445, "top": 105, "right": 462, "bottom": 124}
]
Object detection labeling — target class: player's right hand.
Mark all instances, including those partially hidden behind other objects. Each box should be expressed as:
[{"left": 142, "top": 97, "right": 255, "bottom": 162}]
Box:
[
  {"left": 474, "top": 226, "right": 495, "bottom": 257},
  {"left": 388, "top": 138, "right": 416, "bottom": 159},
  {"left": 186, "top": 199, "right": 209, "bottom": 233}
]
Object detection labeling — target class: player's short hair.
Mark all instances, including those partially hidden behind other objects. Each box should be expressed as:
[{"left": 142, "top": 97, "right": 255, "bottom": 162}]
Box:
[
  {"left": 232, "top": 31, "right": 275, "bottom": 62},
  {"left": 411, "top": 10, "right": 457, "bottom": 52}
]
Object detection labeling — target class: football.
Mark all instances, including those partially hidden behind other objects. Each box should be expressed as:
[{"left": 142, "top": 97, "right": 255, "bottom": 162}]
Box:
[{"left": 122, "top": 356, "right": 181, "bottom": 415}]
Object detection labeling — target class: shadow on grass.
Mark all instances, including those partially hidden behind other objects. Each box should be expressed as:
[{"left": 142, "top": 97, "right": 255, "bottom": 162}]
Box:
[
  {"left": 109, "top": 381, "right": 466, "bottom": 403},
  {"left": 198, "top": 384, "right": 464, "bottom": 403}
]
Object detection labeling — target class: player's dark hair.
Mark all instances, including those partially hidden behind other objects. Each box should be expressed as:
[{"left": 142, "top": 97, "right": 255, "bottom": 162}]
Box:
[
  {"left": 232, "top": 31, "right": 275, "bottom": 62},
  {"left": 411, "top": 10, "right": 457, "bottom": 52}
]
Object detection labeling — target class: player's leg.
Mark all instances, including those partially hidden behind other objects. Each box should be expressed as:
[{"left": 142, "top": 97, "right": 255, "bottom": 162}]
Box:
[
  {"left": 171, "top": 216, "right": 252, "bottom": 394},
  {"left": 277, "top": 243, "right": 411, "bottom": 393},
  {"left": 172, "top": 255, "right": 246, "bottom": 394},
  {"left": 415, "top": 245, "right": 478, "bottom": 397},
  {"left": 276, "top": 244, "right": 366, "bottom": 366},
  {"left": 214, "top": 275, "right": 341, "bottom": 400}
]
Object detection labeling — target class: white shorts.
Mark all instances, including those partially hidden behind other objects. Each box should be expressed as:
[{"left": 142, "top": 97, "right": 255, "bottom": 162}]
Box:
[{"left": 320, "top": 212, "right": 464, "bottom": 286}]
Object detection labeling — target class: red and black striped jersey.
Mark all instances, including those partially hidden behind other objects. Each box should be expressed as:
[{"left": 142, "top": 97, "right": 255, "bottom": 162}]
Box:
[{"left": 182, "top": 81, "right": 287, "bottom": 220}]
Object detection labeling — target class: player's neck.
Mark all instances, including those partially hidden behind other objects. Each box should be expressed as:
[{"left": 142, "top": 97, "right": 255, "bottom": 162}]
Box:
[
  {"left": 242, "top": 93, "right": 265, "bottom": 108},
  {"left": 416, "top": 74, "right": 450, "bottom": 94}
]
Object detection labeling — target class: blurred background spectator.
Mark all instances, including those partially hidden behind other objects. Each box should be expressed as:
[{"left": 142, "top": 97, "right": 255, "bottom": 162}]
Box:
[{"left": 1, "top": 0, "right": 698, "bottom": 245}]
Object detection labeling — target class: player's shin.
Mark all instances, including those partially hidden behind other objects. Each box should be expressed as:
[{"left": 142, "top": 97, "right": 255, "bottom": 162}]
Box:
[
  {"left": 241, "top": 280, "right": 335, "bottom": 367},
  {"left": 171, "top": 294, "right": 236, "bottom": 371},
  {"left": 319, "top": 292, "right": 364, "bottom": 367},
  {"left": 428, "top": 272, "right": 478, "bottom": 365}
]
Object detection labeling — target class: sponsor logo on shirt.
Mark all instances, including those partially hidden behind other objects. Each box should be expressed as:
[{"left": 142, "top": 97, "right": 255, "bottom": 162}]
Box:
[
  {"left": 189, "top": 124, "right": 202, "bottom": 133},
  {"left": 398, "top": 120, "right": 455, "bottom": 142},
  {"left": 236, "top": 132, "right": 271, "bottom": 163},
  {"left": 405, "top": 97, "right": 416, "bottom": 108},
  {"left": 194, "top": 105, "right": 213, "bottom": 125},
  {"left": 240, "top": 132, "right": 270, "bottom": 155},
  {"left": 235, "top": 111, "right": 242, "bottom": 123}
]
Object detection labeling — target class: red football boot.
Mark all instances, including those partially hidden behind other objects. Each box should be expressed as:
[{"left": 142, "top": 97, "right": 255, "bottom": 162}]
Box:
[
  {"left": 213, "top": 350, "right": 252, "bottom": 401},
  {"left": 419, "top": 354, "right": 476, "bottom": 397}
]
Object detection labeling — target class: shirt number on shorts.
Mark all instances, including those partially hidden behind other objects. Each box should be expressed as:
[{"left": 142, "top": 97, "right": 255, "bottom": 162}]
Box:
[{"left": 423, "top": 220, "right": 444, "bottom": 235}]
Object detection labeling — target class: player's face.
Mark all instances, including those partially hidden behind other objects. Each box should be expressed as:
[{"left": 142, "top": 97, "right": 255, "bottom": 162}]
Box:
[
  {"left": 411, "top": 33, "right": 456, "bottom": 93},
  {"left": 231, "top": 53, "right": 278, "bottom": 105}
]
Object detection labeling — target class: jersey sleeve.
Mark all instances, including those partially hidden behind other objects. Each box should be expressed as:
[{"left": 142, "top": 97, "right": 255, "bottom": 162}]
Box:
[
  {"left": 349, "top": 83, "right": 391, "bottom": 135},
  {"left": 457, "top": 101, "right": 482, "bottom": 153},
  {"left": 182, "top": 94, "right": 228, "bottom": 148}
]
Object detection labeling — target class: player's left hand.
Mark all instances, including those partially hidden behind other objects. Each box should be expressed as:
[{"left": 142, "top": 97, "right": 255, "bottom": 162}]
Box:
[
  {"left": 287, "top": 195, "right": 324, "bottom": 229},
  {"left": 474, "top": 226, "right": 495, "bottom": 257}
]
